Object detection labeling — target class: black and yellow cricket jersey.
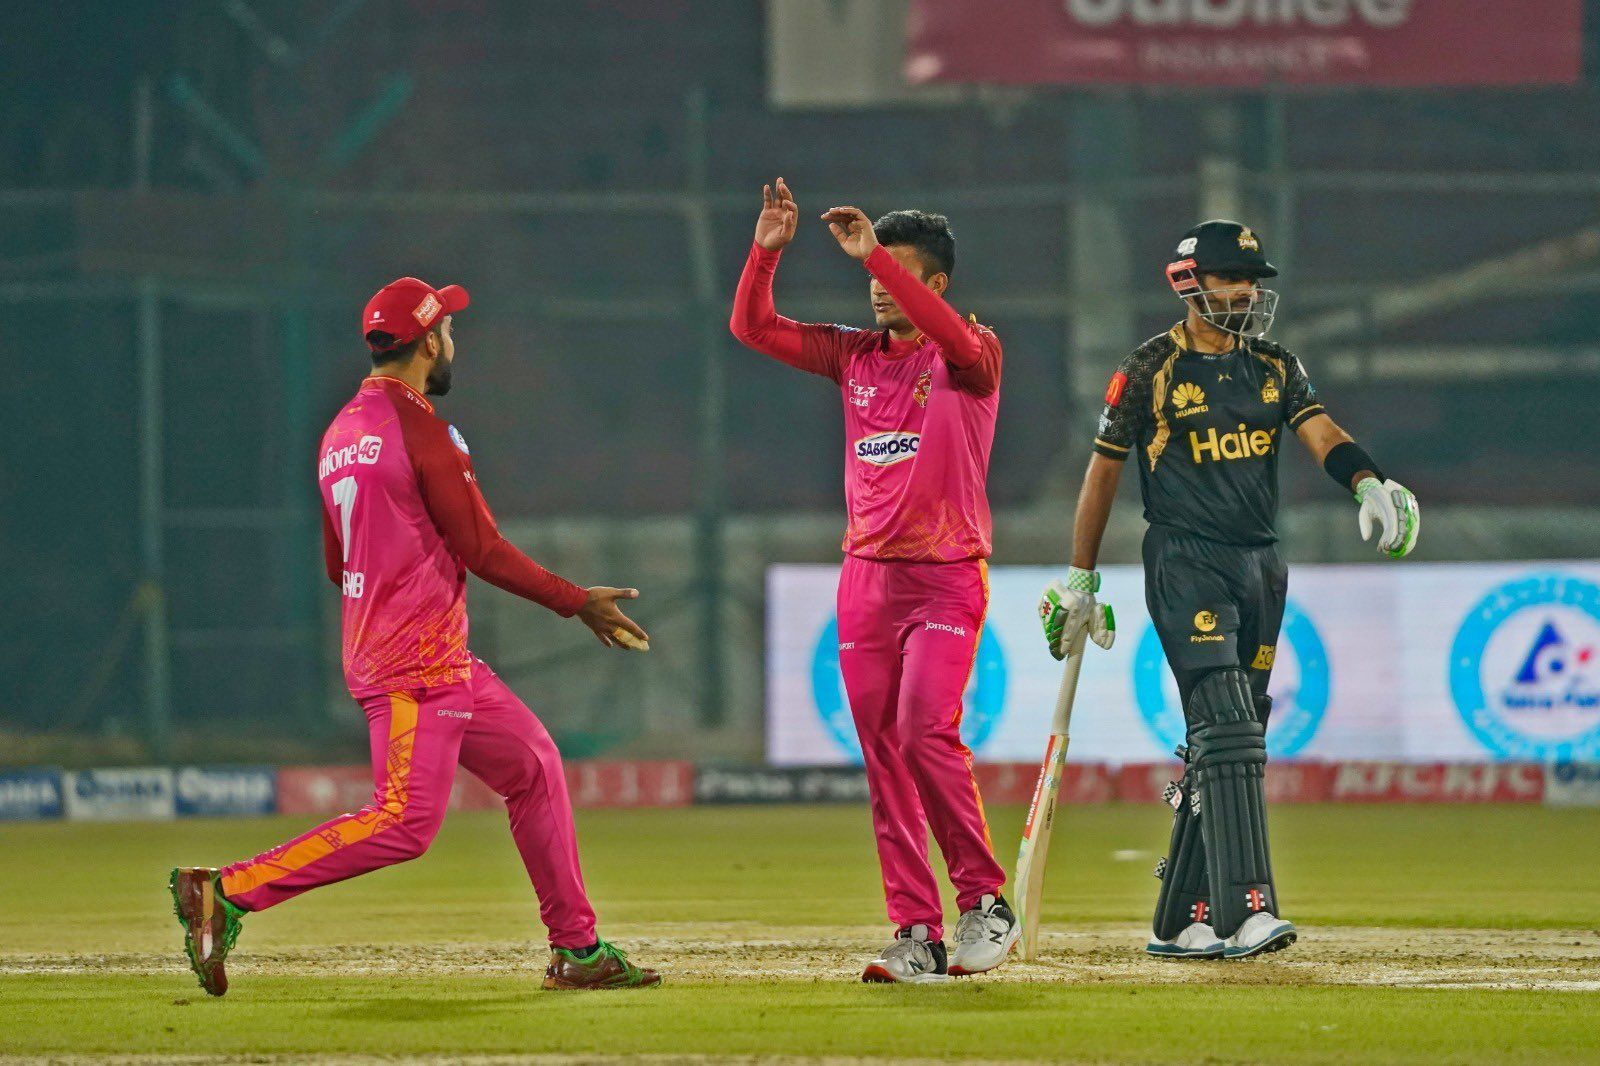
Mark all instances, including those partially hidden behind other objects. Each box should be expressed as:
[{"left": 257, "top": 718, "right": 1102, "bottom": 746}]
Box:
[{"left": 1093, "top": 325, "right": 1325, "bottom": 546}]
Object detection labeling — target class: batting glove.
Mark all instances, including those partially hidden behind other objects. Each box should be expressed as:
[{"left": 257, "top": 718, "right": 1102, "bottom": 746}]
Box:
[
  {"left": 1039, "top": 567, "right": 1116, "bottom": 661},
  {"left": 1356, "top": 476, "right": 1420, "bottom": 559}
]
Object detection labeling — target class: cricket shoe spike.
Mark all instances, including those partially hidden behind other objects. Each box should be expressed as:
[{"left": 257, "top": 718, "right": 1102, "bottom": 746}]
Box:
[
  {"left": 1146, "top": 921, "right": 1225, "bottom": 960},
  {"left": 1224, "top": 912, "right": 1297, "bottom": 959},
  {"left": 862, "top": 924, "right": 950, "bottom": 984},
  {"left": 948, "top": 894, "right": 1020, "bottom": 976},
  {"left": 169, "top": 867, "right": 245, "bottom": 997}
]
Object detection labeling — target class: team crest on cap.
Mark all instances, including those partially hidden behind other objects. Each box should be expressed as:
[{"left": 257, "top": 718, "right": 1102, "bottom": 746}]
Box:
[
  {"left": 413, "top": 292, "right": 442, "bottom": 326},
  {"left": 1237, "top": 227, "right": 1261, "bottom": 252}
]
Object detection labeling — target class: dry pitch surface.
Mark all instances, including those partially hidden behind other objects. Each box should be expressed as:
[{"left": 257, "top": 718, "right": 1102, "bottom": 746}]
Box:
[{"left": 2, "top": 805, "right": 1598, "bottom": 1064}]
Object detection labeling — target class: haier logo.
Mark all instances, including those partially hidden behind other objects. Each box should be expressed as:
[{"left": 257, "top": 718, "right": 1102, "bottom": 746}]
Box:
[
  {"left": 854, "top": 432, "right": 920, "bottom": 466},
  {"left": 1064, "top": 0, "right": 1412, "bottom": 29},
  {"left": 1189, "top": 424, "right": 1276, "bottom": 463}
]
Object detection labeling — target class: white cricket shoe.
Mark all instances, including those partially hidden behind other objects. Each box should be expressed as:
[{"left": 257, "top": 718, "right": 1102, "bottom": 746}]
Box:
[
  {"left": 1145, "top": 921, "right": 1225, "bottom": 959},
  {"left": 861, "top": 924, "right": 950, "bottom": 984},
  {"left": 949, "top": 894, "right": 1020, "bottom": 976},
  {"left": 1224, "top": 912, "right": 1297, "bottom": 959}
]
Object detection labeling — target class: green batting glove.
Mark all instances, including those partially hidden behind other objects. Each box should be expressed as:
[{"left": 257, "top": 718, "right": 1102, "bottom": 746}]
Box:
[{"left": 1356, "top": 476, "right": 1420, "bottom": 559}]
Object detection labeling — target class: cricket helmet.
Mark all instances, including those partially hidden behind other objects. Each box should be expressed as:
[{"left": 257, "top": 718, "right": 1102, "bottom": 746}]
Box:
[{"left": 1165, "top": 220, "right": 1279, "bottom": 340}]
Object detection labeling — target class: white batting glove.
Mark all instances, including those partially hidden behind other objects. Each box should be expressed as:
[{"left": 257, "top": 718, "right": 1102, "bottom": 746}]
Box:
[
  {"left": 1356, "top": 476, "right": 1420, "bottom": 559},
  {"left": 1038, "top": 567, "right": 1116, "bottom": 661}
]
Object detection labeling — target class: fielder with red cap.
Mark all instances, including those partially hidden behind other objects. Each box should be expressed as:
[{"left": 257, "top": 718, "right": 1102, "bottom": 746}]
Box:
[{"left": 170, "top": 277, "right": 661, "bottom": 994}]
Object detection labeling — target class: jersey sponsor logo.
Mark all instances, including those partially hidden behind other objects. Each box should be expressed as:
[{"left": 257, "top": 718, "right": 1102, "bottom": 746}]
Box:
[
  {"left": 854, "top": 431, "right": 920, "bottom": 466},
  {"left": 1261, "top": 377, "right": 1280, "bottom": 403},
  {"left": 448, "top": 425, "right": 470, "bottom": 454},
  {"left": 1189, "top": 424, "right": 1277, "bottom": 463},
  {"left": 1104, "top": 370, "right": 1127, "bottom": 407},
  {"left": 1252, "top": 643, "right": 1277, "bottom": 670},
  {"left": 1171, "top": 381, "right": 1209, "bottom": 418},
  {"left": 1449, "top": 574, "right": 1600, "bottom": 760},
  {"left": 924, "top": 621, "right": 968, "bottom": 637},
  {"left": 847, "top": 378, "right": 879, "bottom": 409},
  {"left": 1194, "top": 610, "right": 1218, "bottom": 633},
  {"left": 412, "top": 292, "right": 442, "bottom": 326},
  {"left": 319, "top": 435, "right": 384, "bottom": 479},
  {"left": 436, "top": 709, "right": 472, "bottom": 719},
  {"left": 913, "top": 368, "right": 933, "bottom": 408}
]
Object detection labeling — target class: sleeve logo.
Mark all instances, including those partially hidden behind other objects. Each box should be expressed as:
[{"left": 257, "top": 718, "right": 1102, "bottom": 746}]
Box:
[
  {"left": 448, "top": 425, "right": 470, "bottom": 454},
  {"left": 1104, "top": 371, "right": 1127, "bottom": 407}
]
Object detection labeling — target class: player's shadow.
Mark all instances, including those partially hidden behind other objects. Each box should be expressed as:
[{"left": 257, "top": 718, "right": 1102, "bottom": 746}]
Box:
[{"left": 325, "top": 996, "right": 530, "bottom": 1021}]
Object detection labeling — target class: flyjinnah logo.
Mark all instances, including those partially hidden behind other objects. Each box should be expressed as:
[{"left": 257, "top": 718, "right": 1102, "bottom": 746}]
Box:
[
  {"left": 1450, "top": 573, "right": 1600, "bottom": 760},
  {"left": 810, "top": 618, "right": 1007, "bottom": 761},
  {"left": 1133, "top": 598, "right": 1328, "bottom": 757}
]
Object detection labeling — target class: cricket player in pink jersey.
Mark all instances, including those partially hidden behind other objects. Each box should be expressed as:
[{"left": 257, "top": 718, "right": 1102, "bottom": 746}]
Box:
[
  {"left": 731, "top": 179, "right": 1018, "bottom": 983},
  {"left": 170, "top": 276, "right": 660, "bottom": 995}
]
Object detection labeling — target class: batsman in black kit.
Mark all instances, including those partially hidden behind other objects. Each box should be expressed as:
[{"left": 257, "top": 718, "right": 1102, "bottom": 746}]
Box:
[{"left": 1038, "top": 221, "right": 1421, "bottom": 960}]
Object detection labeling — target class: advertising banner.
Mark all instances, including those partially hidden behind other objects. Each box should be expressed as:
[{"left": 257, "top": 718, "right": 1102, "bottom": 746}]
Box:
[
  {"left": 767, "top": 562, "right": 1600, "bottom": 767},
  {"left": 0, "top": 768, "right": 65, "bottom": 822},
  {"left": 905, "top": 0, "right": 1583, "bottom": 88},
  {"left": 62, "top": 767, "right": 176, "bottom": 821},
  {"left": 173, "top": 766, "right": 278, "bottom": 818}
]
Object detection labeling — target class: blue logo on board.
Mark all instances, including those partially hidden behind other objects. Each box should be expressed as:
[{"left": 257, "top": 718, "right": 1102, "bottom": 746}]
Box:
[
  {"left": 810, "top": 617, "right": 1007, "bottom": 762},
  {"left": 1132, "top": 598, "right": 1328, "bottom": 757},
  {"left": 1450, "top": 574, "right": 1600, "bottom": 760}
]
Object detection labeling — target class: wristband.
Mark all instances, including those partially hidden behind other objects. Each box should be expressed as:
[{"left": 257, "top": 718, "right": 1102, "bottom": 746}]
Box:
[{"left": 1324, "top": 440, "right": 1383, "bottom": 494}]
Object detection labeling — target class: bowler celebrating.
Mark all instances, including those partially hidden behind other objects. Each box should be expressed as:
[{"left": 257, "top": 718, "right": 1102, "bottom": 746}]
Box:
[
  {"left": 1039, "top": 221, "right": 1419, "bottom": 960},
  {"left": 170, "top": 277, "right": 661, "bottom": 995},
  {"left": 731, "top": 178, "right": 1016, "bottom": 982}
]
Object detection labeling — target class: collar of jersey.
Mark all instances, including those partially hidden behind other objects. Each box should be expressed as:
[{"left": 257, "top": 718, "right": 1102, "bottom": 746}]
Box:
[
  {"left": 1168, "top": 323, "right": 1239, "bottom": 362},
  {"left": 877, "top": 330, "right": 927, "bottom": 359},
  {"left": 364, "top": 374, "right": 434, "bottom": 414}
]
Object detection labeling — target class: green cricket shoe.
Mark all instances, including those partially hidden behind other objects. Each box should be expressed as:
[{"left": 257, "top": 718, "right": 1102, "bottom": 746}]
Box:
[
  {"left": 169, "top": 867, "right": 245, "bottom": 996},
  {"left": 542, "top": 939, "right": 662, "bottom": 990}
]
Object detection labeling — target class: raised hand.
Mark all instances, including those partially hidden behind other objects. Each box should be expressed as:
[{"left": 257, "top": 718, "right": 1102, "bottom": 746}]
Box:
[
  {"left": 821, "top": 205, "right": 878, "bottom": 261},
  {"left": 576, "top": 586, "right": 651, "bottom": 650},
  {"left": 755, "top": 177, "right": 799, "bottom": 252}
]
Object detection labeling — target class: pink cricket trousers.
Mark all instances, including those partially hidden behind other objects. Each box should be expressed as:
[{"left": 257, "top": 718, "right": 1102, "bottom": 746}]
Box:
[
  {"left": 219, "top": 659, "right": 597, "bottom": 948},
  {"left": 837, "top": 555, "right": 1006, "bottom": 941}
]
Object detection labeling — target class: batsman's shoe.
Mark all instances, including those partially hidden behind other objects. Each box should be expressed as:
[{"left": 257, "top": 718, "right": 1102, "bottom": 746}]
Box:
[
  {"left": 1224, "top": 912, "right": 1297, "bottom": 959},
  {"left": 1146, "top": 921, "right": 1225, "bottom": 960},
  {"left": 168, "top": 867, "right": 245, "bottom": 997},
  {"left": 862, "top": 924, "right": 950, "bottom": 984},
  {"left": 543, "top": 939, "right": 662, "bottom": 990},
  {"left": 949, "top": 893, "right": 1020, "bottom": 976}
]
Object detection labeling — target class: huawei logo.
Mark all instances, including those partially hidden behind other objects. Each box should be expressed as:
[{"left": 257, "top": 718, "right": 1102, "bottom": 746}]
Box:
[{"left": 1173, "top": 382, "right": 1206, "bottom": 409}]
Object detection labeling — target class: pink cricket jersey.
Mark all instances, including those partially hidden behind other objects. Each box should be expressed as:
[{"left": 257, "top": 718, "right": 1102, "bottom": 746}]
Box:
[
  {"left": 731, "top": 243, "right": 1002, "bottom": 562},
  {"left": 316, "top": 376, "right": 586, "bottom": 697}
]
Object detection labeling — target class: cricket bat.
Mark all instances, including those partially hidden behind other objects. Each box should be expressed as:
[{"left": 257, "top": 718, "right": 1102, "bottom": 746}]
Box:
[{"left": 1013, "top": 623, "right": 1092, "bottom": 962}]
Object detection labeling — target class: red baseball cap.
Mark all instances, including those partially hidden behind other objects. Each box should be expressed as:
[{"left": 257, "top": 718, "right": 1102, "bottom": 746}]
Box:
[{"left": 362, "top": 276, "right": 469, "bottom": 351}]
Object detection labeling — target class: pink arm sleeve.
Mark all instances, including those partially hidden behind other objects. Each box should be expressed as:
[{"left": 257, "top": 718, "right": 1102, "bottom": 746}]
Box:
[
  {"left": 862, "top": 245, "right": 1001, "bottom": 395},
  {"left": 730, "top": 243, "right": 847, "bottom": 381},
  {"left": 411, "top": 426, "right": 588, "bottom": 617}
]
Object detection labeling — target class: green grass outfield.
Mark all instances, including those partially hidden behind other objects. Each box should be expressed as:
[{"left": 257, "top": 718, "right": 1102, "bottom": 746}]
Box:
[{"left": 2, "top": 803, "right": 1599, "bottom": 1064}]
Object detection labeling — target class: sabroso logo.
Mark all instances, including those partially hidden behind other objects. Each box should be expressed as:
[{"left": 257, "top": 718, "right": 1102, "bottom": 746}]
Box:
[
  {"left": 1450, "top": 573, "right": 1600, "bottom": 760},
  {"left": 810, "top": 618, "right": 1006, "bottom": 761},
  {"left": 1133, "top": 598, "right": 1328, "bottom": 756}
]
